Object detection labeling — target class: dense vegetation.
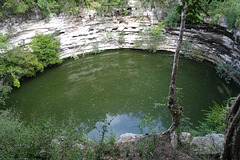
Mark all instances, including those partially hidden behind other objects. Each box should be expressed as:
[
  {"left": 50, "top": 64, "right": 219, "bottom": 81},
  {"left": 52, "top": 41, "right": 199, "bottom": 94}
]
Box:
[
  {"left": 0, "top": 0, "right": 129, "bottom": 18},
  {"left": 0, "top": 33, "right": 62, "bottom": 107},
  {"left": 1, "top": 0, "right": 239, "bottom": 29},
  {"left": 0, "top": 99, "right": 231, "bottom": 159},
  {"left": 154, "top": 0, "right": 240, "bottom": 29}
]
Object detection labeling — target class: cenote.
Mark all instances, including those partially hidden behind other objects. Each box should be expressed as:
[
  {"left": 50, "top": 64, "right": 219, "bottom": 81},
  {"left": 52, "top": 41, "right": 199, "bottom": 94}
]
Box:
[{"left": 6, "top": 49, "right": 240, "bottom": 140}]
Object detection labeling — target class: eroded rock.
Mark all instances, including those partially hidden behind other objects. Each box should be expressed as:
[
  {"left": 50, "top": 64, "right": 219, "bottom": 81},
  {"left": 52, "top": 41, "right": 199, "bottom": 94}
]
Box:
[
  {"left": 179, "top": 132, "right": 191, "bottom": 144},
  {"left": 116, "top": 133, "right": 144, "bottom": 144},
  {"left": 190, "top": 134, "right": 224, "bottom": 155}
]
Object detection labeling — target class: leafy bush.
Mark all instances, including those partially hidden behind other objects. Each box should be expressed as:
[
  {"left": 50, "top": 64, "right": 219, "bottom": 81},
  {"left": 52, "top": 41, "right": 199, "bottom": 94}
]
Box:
[
  {"left": 202, "top": 0, "right": 240, "bottom": 29},
  {"left": 94, "top": 0, "right": 129, "bottom": 16},
  {"left": 0, "top": 46, "right": 44, "bottom": 87},
  {"left": 30, "top": 33, "right": 62, "bottom": 67},
  {"left": 138, "top": 113, "right": 155, "bottom": 134},
  {"left": 0, "top": 85, "right": 12, "bottom": 107},
  {"left": 164, "top": 2, "right": 180, "bottom": 27},
  {"left": 216, "top": 59, "right": 240, "bottom": 83},
  {"left": 92, "top": 43, "right": 101, "bottom": 54},
  {"left": 0, "top": 110, "right": 122, "bottom": 159},
  {"left": 37, "top": 0, "right": 60, "bottom": 17},
  {"left": 60, "top": 0, "right": 81, "bottom": 15},
  {"left": 0, "top": 110, "right": 86, "bottom": 159},
  {"left": 0, "top": 33, "right": 61, "bottom": 87},
  {"left": 0, "top": 33, "right": 8, "bottom": 51},
  {"left": 195, "top": 102, "right": 227, "bottom": 136},
  {"left": 118, "top": 30, "right": 125, "bottom": 44},
  {"left": 1, "top": 0, "right": 85, "bottom": 18},
  {"left": 3, "top": 0, "right": 29, "bottom": 14}
]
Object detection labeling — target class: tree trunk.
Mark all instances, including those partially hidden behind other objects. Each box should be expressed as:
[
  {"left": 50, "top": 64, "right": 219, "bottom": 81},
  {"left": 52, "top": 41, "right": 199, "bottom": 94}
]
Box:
[
  {"left": 222, "top": 94, "right": 240, "bottom": 160},
  {"left": 167, "top": 1, "right": 188, "bottom": 149}
]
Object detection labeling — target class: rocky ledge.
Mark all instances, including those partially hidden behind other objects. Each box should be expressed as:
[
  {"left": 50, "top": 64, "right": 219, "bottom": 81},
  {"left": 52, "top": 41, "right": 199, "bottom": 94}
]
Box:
[
  {"left": 0, "top": 0, "right": 239, "bottom": 84},
  {"left": 117, "top": 132, "right": 224, "bottom": 156}
]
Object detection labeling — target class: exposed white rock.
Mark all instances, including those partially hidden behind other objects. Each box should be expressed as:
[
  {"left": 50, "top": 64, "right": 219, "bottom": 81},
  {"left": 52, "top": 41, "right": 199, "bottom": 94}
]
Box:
[
  {"left": 75, "top": 143, "right": 85, "bottom": 150},
  {"left": 116, "top": 133, "right": 144, "bottom": 144},
  {"left": 190, "top": 134, "right": 224, "bottom": 155},
  {"left": 179, "top": 132, "right": 191, "bottom": 144}
]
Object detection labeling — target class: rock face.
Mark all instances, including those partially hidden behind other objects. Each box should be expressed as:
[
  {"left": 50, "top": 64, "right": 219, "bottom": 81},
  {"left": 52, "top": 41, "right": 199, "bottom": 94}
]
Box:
[
  {"left": 179, "top": 132, "right": 191, "bottom": 144},
  {"left": 191, "top": 134, "right": 224, "bottom": 155},
  {"left": 0, "top": 0, "right": 239, "bottom": 84},
  {"left": 116, "top": 133, "right": 144, "bottom": 144}
]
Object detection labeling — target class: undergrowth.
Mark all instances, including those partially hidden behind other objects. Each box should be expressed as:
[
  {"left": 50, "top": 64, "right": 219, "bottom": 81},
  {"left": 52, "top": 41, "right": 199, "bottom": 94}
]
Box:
[{"left": 0, "top": 98, "right": 233, "bottom": 159}]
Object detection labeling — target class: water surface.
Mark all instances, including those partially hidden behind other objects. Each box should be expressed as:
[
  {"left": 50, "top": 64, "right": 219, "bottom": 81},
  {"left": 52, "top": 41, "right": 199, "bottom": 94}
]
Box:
[{"left": 7, "top": 50, "right": 239, "bottom": 139}]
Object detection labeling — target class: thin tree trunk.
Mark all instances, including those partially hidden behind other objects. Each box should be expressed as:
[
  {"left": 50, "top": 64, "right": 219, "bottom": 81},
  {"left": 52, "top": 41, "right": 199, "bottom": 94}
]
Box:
[
  {"left": 167, "top": 1, "right": 188, "bottom": 149},
  {"left": 222, "top": 94, "right": 240, "bottom": 160}
]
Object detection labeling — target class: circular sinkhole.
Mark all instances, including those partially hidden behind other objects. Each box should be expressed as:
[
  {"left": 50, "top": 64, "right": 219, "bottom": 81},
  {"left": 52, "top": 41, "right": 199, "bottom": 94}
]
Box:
[{"left": 6, "top": 49, "right": 240, "bottom": 140}]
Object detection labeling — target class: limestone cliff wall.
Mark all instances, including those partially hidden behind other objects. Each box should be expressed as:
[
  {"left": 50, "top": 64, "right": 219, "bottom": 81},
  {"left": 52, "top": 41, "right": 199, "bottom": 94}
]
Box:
[{"left": 0, "top": 0, "right": 239, "bottom": 83}]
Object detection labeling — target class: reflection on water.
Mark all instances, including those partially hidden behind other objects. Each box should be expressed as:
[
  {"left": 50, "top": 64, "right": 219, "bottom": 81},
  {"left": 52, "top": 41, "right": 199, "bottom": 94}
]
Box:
[
  {"left": 6, "top": 49, "right": 240, "bottom": 140},
  {"left": 87, "top": 113, "right": 165, "bottom": 140}
]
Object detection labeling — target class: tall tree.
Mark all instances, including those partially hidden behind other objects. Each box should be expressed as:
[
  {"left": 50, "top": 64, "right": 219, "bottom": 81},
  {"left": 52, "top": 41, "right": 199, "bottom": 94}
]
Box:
[
  {"left": 142, "top": 0, "right": 224, "bottom": 148},
  {"left": 167, "top": 0, "right": 188, "bottom": 148}
]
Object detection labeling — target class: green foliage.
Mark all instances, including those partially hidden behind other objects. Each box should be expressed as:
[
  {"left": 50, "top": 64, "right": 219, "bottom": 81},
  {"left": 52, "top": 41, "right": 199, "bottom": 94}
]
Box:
[
  {"left": 0, "top": 33, "right": 61, "bottom": 87},
  {"left": 11, "top": 73, "right": 20, "bottom": 88},
  {"left": 106, "top": 32, "right": 113, "bottom": 39},
  {"left": 216, "top": 59, "right": 240, "bottom": 83},
  {"left": 195, "top": 102, "right": 227, "bottom": 136},
  {"left": 138, "top": 113, "right": 155, "bottom": 134},
  {"left": 37, "top": 0, "right": 60, "bottom": 17},
  {"left": 181, "top": 38, "right": 191, "bottom": 55},
  {"left": 95, "top": 118, "right": 113, "bottom": 144},
  {"left": 0, "top": 110, "right": 124, "bottom": 159},
  {"left": 30, "top": 33, "right": 62, "bottom": 67},
  {"left": 135, "top": 22, "right": 166, "bottom": 52},
  {"left": 0, "top": 33, "right": 8, "bottom": 50},
  {"left": 202, "top": 0, "right": 240, "bottom": 29},
  {"left": 94, "top": 0, "right": 129, "bottom": 16},
  {"left": 117, "top": 29, "right": 125, "bottom": 44},
  {"left": 164, "top": 2, "right": 180, "bottom": 27},
  {"left": 94, "top": 132, "right": 120, "bottom": 159},
  {"left": 181, "top": 39, "right": 206, "bottom": 63},
  {"left": 0, "top": 85, "right": 12, "bottom": 106},
  {"left": 0, "top": 110, "right": 86, "bottom": 159},
  {"left": 174, "top": 0, "right": 224, "bottom": 23},
  {"left": 60, "top": 0, "right": 81, "bottom": 15},
  {"left": 92, "top": 43, "right": 101, "bottom": 54},
  {"left": 1, "top": 0, "right": 85, "bottom": 17},
  {"left": 136, "top": 135, "right": 157, "bottom": 159},
  {"left": 0, "top": 46, "right": 44, "bottom": 86},
  {"left": 180, "top": 114, "right": 194, "bottom": 133},
  {"left": 3, "top": 0, "right": 29, "bottom": 14}
]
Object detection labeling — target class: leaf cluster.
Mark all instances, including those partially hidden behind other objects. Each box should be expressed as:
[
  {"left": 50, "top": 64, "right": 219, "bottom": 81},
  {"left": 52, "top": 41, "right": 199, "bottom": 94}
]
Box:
[
  {"left": 0, "top": 0, "right": 90, "bottom": 18},
  {"left": 94, "top": 0, "right": 129, "bottom": 16},
  {"left": 195, "top": 102, "right": 227, "bottom": 135},
  {"left": 0, "top": 33, "right": 62, "bottom": 89},
  {"left": 0, "top": 33, "right": 8, "bottom": 50},
  {"left": 0, "top": 46, "right": 44, "bottom": 87},
  {"left": 0, "top": 85, "right": 12, "bottom": 106},
  {"left": 30, "top": 33, "right": 62, "bottom": 67},
  {"left": 202, "top": 0, "right": 240, "bottom": 28}
]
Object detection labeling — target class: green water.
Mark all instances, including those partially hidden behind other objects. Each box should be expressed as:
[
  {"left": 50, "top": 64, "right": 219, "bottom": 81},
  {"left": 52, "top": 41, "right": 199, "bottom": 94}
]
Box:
[{"left": 6, "top": 49, "right": 239, "bottom": 139}]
